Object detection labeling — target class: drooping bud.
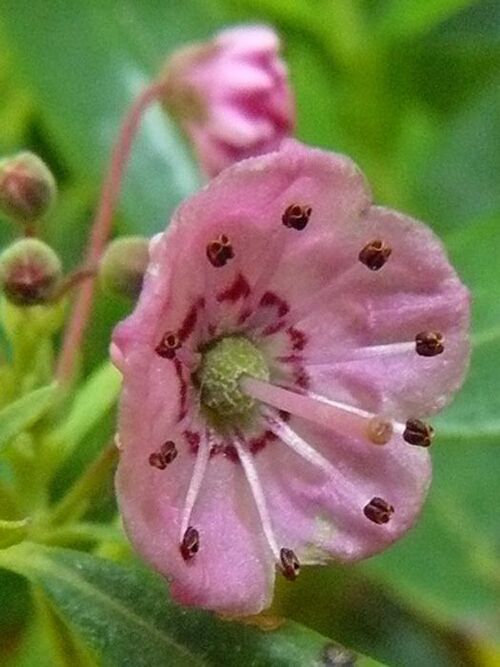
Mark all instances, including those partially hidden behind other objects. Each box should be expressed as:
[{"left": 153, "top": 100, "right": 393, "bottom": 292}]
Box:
[
  {"left": 99, "top": 236, "right": 149, "bottom": 300},
  {"left": 0, "top": 238, "right": 62, "bottom": 306},
  {"left": 161, "top": 25, "right": 295, "bottom": 177},
  {"left": 0, "top": 152, "right": 57, "bottom": 225}
]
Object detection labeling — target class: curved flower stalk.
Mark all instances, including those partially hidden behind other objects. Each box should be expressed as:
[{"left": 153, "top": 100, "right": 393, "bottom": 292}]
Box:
[
  {"left": 162, "top": 25, "right": 295, "bottom": 178},
  {"left": 112, "top": 140, "right": 470, "bottom": 615}
]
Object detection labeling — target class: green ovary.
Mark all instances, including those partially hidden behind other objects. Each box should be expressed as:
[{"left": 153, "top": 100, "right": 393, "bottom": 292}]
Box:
[{"left": 198, "top": 335, "right": 269, "bottom": 426}]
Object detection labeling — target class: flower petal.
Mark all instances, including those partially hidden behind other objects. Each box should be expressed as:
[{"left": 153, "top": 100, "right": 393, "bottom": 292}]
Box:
[{"left": 257, "top": 417, "right": 431, "bottom": 563}]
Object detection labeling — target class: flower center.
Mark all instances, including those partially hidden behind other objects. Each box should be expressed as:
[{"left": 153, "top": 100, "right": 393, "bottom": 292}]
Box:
[{"left": 198, "top": 335, "right": 269, "bottom": 427}]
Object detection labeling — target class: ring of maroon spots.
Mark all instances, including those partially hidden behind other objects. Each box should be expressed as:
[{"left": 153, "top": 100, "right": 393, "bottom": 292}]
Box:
[
  {"left": 415, "top": 331, "right": 444, "bottom": 357},
  {"left": 180, "top": 526, "right": 200, "bottom": 560},
  {"left": 403, "top": 419, "right": 434, "bottom": 447},
  {"left": 217, "top": 273, "right": 251, "bottom": 303},
  {"left": 358, "top": 239, "right": 392, "bottom": 271},
  {"left": 282, "top": 204, "right": 312, "bottom": 231},
  {"left": 363, "top": 497, "right": 394, "bottom": 524},
  {"left": 206, "top": 234, "right": 234, "bottom": 267}
]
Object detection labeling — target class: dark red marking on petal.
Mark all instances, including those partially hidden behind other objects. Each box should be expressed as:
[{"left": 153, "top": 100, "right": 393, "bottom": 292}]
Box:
[
  {"left": 206, "top": 234, "right": 234, "bottom": 267},
  {"left": 364, "top": 497, "right": 394, "bottom": 524},
  {"left": 294, "top": 368, "right": 310, "bottom": 390},
  {"left": 262, "top": 320, "right": 286, "bottom": 337},
  {"left": 217, "top": 273, "right": 251, "bottom": 303},
  {"left": 178, "top": 298, "right": 204, "bottom": 342},
  {"left": 282, "top": 204, "right": 312, "bottom": 231},
  {"left": 148, "top": 452, "right": 167, "bottom": 470},
  {"left": 403, "top": 419, "right": 434, "bottom": 447},
  {"left": 259, "top": 291, "right": 289, "bottom": 317},
  {"left": 237, "top": 307, "right": 253, "bottom": 325},
  {"left": 180, "top": 526, "right": 199, "bottom": 560},
  {"left": 155, "top": 331, "right": 181, "bottom": 359},
  {"left": 287, "top": 326, "right": 307, "bottom": 351},
  {"left": 174, "top": 358, "right": 188, "bottom": 422},
  {"left": 277, "top": 354, "right": 303, "bottom": 364},
  {"left": 249, "top": 430, "right": 277, "bottom": 455},
  {"left": 280, "top": 547, "right": 300, "bottom": 580},
  {"left": 224, "top": 444, "right": 240, "bottom": 463},
  {"left": 415, "top": 331, "right": 444, "bottom": 357},
  {"left": 184, "top": 430, "right": 201, "bottom": 454},
  {"left": 358, "top": 239, "right": 392, "bottom": 270}
]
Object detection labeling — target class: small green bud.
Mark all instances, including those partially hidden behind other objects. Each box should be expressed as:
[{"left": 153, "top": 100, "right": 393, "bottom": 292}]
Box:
[
  {"left": 0, "top": 238, "right": 62, "bottom": 306},
  {"left": 0, "top": 151, "right": 57, "bottom": 225},
  {"left": 100, "top": 236, "right": 149, "bottom": 300}
]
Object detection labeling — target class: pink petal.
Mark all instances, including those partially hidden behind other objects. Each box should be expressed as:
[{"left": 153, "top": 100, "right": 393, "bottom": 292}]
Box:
[
  {"left": 257, "top": 416, "right": 431, "bottom": 562},
  {"left": 116, "top": 360, "right": 273, "bottom": 614}
]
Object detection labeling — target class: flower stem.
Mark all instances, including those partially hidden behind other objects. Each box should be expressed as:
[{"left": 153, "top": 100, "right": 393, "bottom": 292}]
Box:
[{"left": 55, "top": 79, "right": 166, "bottom": 385}]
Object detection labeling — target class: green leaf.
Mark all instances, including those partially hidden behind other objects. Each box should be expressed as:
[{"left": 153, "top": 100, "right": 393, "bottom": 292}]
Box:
[
  {"left": 0, "top": 0, "right": 225, "bottom": 236},
  {"left": 377, "top": 0, "right": 476, "bottom": 39},
  {"left": 0, "top": 384, "right": 58, "bottom": 452},
  {"left": 0, "top": 518, "right": 30, "bottom": 549},
  {"left": 51, "top": 363, "right": 121, "bottom": 461},
  {"left": 0, "top": 543, "right": 384, "bottom": 667}
]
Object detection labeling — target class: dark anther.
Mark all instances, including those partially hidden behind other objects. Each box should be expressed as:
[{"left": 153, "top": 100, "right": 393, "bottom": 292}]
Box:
[
  {"left": 358, "top": 239, "right": 392, "bottom": 270},
  {"left": 282, "top": 204, "right": 312, "bottom": 231},
  {"left": 280, "top": 547, "right": 300, "bottom": 580},
  {"left": 403, "top": 418, "right": 434, "bottom": 447},
  {"left": 206, "top": 234, "right": 234, "bottom": 267},
  {"left": 155, "top": 331, "right": 181, "bottom": 359},
  {"left": 148, "top": 440, "right": 178, "bottom": 469},
  {"left": 180, "top": 526, "right": 200, "bottom": 560},
  {"left": 415, "top": 331, "right": 444, "bottom": 357},
  {"left": 364, "top": 497, "right": 394, "bottom": 524}
]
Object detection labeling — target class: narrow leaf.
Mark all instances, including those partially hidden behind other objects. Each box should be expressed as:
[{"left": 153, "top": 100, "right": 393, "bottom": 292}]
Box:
[{"left": 0, "top": 384, "right": 58, "bottom": 451}]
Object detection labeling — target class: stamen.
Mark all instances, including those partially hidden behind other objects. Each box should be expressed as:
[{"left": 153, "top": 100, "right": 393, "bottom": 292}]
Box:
[
  {"left": 415, "top": 331, "right": 444, "bottom": 357},
  {"left": 155, "top": 331, "right": 181, "bottom": 359},
  {"left": 233, "top": 434, "right": 280, "bottom": 560},
  {"left": 366, "top": 417, "right": 393, "bottom": 445},
  {"left": 148, "top": 440, "right": 178, "bottom": 469},
  {"left": 180, "top": 526, "right": 200, "bottom": 560},
  {"left": 403, "top": 419, "right": 434, "bottom": 447},
  {"left": 363, "top": 497, "right": 394, "bottom": 524},
  {"left": 280, "top": 547, "right": 300, "bottom": 581},
  {"left": 299, "top": 341, "right": 416, "bottom": 366},
  {"left": 206, "top": 234, "right": 234, "bottom": 267},
  {"left": 180, "top": 431, "right": 211, "bottom": 541},
  {"left": 262, "top": 410, "right": 336, "bottom": 476},
  {"left": 243, "top": 376, "right": 396, "bottom": 444},
  {"left": 358, "top": 239, "right": 392, "bottom": 270},
  {"left": 282, "top": 204, "right": 312, "bottom": 231}
]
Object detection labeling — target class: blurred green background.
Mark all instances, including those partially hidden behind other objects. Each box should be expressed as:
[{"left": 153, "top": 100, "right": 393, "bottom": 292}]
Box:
[{"left": 0, "top": 1, "right": 499, "bottom": 666}]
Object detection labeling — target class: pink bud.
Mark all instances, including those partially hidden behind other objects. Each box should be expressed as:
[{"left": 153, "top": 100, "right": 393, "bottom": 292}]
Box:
[
  {"left": 0, "top": 152, "right": 56, "bottom": 225},
  {"left": 162, "top": 25, "right": 295, "bottom": 177}
]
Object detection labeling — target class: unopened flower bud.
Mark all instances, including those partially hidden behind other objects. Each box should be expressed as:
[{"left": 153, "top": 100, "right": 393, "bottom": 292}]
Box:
[
  {"left": 0, "top": 152, "right": 57, "bottom": 225},
  {"left": 0, "top": 238, "right": 62, "bottom": 306},
  {"left": 100, "top": 236, "right": 149, "bottom": 300},
  {"left": 162, "top": 25, "right": 295, "bottom": 177}
]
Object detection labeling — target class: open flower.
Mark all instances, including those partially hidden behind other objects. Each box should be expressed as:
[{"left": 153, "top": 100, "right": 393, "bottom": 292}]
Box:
[
  {"left": 162, "top": 25, "right": 294, "bottom": 177},
  {"left": 112, "top": 140, "right": 470, "bottom": 615}
]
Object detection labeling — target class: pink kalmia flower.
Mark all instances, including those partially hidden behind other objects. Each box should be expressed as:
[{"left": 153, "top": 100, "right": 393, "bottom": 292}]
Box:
[
  {"left": 162, "top": 25, "right": 294, "bottom": 177},
  {"left": 112, "top": 140, "right": 470, "bottom": 615}
]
